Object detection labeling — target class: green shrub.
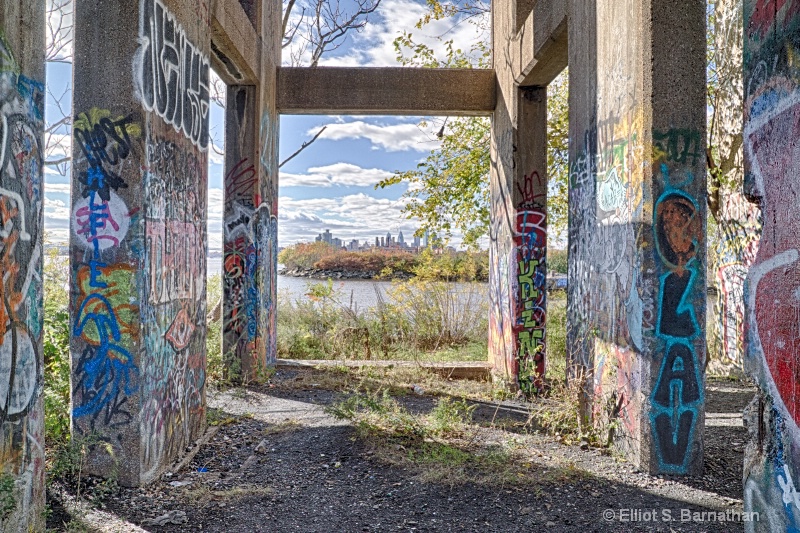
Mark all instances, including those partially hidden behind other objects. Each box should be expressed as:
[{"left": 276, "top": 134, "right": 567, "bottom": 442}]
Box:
[
  {"left": 206, "top": 274, "right": 224, "bottom": 383},
  {"left": 43, "top": 252, "right": 71, "bottom": 449},
  {"left": 548, "top": 248, "right": 568, "bottom": 274}
]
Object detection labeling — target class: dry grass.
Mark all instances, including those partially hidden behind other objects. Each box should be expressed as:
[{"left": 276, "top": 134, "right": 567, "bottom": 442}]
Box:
[
  {"left": 276, "top": 364, "right": 499, "bottom": 401},
  {"left": 183, "top": 484, "right": 274, "bottom": 504},
  {"left": 326, "top": 387, "right": 590, "bottom": 488},
  {"left": 262, "top": 420, "right": 303, "bottom": 435}
]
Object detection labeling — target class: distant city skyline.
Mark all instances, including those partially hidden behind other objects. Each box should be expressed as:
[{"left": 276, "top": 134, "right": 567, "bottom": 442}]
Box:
[{"left": 315, "top": 227, "right": 430, "bottom": 251}]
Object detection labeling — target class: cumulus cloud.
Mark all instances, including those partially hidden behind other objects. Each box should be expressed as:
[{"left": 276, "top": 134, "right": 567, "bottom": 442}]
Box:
[
  {"left": 277, "top": 193, "right": 421, "bottom": 246},
  {"left": 314, "top": 121, "right": 438, "bottom": 152},
  {"left": 281, "top": 162, "right": 394, "bottom": 187},
  {"left": 45, "top": 183, "right": 71, "bottom": 194},
  {"left": 283, "top": 0, "right": 486, "bottom": 67},
  {"left": 316, "top": 0, "right": 487, "bottom": 67},
  {"left": 45, "top": 197, "right": 66, "bottom": 208}
]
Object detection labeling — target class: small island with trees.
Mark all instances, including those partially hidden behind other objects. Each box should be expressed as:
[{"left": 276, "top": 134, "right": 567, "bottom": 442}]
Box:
[{"left": 278, "top": 241, "right": 568, "bottom": 282}]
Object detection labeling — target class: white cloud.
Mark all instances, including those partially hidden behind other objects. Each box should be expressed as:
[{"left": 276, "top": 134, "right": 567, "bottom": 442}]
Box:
[
  {"left": 45, "top": 197, "right": 66, "bottom": 208},
  {"left": 46, "top": 183, "right": 71, "bottom": 194},
  {"left": 277, "top": 193, "right": 420, "bottom": 246},
  {"left": 324, "top": 0, "right": 487, "bottom": 67},
  {"left": 281, "top": 162, "right": 394, "bottom": 187},
  {"left": 283, "top": 0, "right": 487, "bottom": 67},
  {"left": 46, "top": 132, "right": 71, "bottom": 161},
  {"left": 208, "top": 144, "right": 225, "bottom": 166},
  {"left": 314, "top": 120, "right": 438, "bottom": 152}
]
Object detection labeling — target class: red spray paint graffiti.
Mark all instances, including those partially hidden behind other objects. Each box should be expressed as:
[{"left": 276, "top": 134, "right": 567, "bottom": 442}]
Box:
[{"left": 746, "top": 84, "right": 800, "bottom": 426}]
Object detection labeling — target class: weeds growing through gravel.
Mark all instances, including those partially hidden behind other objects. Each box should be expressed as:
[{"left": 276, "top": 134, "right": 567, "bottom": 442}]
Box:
[{"left": 327, "top": 386, "right": 587, "bottom": 487}]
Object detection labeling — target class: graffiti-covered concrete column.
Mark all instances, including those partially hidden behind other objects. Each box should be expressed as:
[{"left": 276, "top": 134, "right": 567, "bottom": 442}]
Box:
[
  {"left": 567, "top": 0, "right": 706, "bottom": 475},
  {"left": 743, "top": 2, "right": 800, "bottom": 529},
  {"left": 257, "top": 0, "right": 280, "bottom": 370},
  {"left": 223, "top": 85, "right": 264, "bottom": 380},
  {"left": 0, "top": 2, "right": 45, "bottom": 530},
  {"left": 71, "top": 0, "right": 209, "bottom": 485},
  {"left": 488, "top": 0, "right": 549, "bottom": 394},
  {"left": 221, "top": 0, "right": 278, "bottom": 381},
  {"left": 488, "top": 87, "right": 548, "bottom": 394}
]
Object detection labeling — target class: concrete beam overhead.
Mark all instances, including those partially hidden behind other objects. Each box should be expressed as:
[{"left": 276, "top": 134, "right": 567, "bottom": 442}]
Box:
[
  {"left": 277, "top": 67, "right": 496, "bottom": 116},
  {"left": 513, "top": 0, "right": 568, "bottom": 86},
  {"left": 211, "top": 0, "right": 261, "bottom": 84}
]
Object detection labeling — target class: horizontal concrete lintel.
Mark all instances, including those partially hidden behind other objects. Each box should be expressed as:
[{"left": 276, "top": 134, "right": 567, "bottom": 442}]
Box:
[
  {"left": 277, "top": 67, "right": 496, "bottom": 116},
  {"left": 211, "top": 0, "right": 260, "bottom": 84},
  {"left": 514, "top": 0, "right": 568, "bottom": 86}
]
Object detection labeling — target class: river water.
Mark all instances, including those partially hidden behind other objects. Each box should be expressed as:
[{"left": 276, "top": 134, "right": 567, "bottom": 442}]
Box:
[{"left": 207, "top": 258, "right": 488, "bottom": 308}]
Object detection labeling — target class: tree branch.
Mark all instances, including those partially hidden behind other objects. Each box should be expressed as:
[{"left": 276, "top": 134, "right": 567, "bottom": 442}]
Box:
[{"left": 279, "top": 126, "right": 327, "bottom": 168}]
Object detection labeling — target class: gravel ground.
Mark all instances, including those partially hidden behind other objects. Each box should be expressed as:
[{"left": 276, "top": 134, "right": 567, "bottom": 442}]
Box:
[{"left": 47, "top": 371, "right": 754, "bottom": 532}]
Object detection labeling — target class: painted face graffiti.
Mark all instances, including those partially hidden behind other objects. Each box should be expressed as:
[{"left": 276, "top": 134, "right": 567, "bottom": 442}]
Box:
[{"left": 656, "top": 193, "right": 698, "bottom": 272}]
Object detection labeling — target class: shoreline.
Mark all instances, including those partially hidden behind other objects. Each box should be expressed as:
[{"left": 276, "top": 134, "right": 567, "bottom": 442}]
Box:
[{"left": 279, "top": 267, "right": 569, "bottom": 289}]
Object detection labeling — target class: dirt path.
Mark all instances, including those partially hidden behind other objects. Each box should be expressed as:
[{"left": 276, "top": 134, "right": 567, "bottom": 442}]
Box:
[{"left": 48, "top": 371, "right": 753, "bottom": 532}]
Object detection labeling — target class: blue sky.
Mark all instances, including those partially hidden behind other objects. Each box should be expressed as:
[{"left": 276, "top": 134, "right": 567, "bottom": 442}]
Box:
[{"left": 42, "top": 0, "right": 487, "bottom": 251}]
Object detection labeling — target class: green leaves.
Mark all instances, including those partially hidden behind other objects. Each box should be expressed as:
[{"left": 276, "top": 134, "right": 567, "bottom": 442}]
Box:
[{"left": 384, "top": 0, "right": 570, "bottom": 248}]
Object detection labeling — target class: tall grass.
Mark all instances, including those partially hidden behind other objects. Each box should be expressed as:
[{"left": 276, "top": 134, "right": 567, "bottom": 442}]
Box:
[{"left": 272, "top": 279, "right": 489, "bottom": 362}]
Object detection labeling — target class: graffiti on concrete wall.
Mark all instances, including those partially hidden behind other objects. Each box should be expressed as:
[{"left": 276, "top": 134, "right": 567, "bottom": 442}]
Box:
[
  {"left": 71, "top": 109, "right": 139, "bottom": 427},
  {"left": 743, "top": 2, "right": 800, "bottom": 525},
  {"left": 567, "top": 112, "right": 650, "bottom": 441},
  {"left": 0, "top": 31, "right": 44, "bottom": 528},
  {"left": 135, "top": 0, "right": 210, "bottom": 150},
  {"left": 488, "top": 180, "right": 514, "bottom": 387},
  {"left": 513, "top": 190, "right": 546, "bottom": 394},
  {"left": 223, "top": 158, "right": 259, "bottom": 372},
  {"left": 649, "top": 129, "right": 705, "bottom": 474},
  {"left": 712, "top": 193, "right": 760, "bottom": 368},
  {"left": 568, "top": 115, "right": 648, "bottom": 356},
  {"left": 259, "top": 112, "right": 279, "bottom": 365},
  {"left": 140, "top": 135, "right": 206, "bottom": 480}
]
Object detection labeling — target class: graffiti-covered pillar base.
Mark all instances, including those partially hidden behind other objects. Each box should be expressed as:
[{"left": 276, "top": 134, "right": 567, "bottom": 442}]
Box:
[
  {"left": 71, "top": 0, "right": 209, "bottom": 486},
  {"left": 567, "top": 0, "right": 706, "bottom": 475},
  {"left": 742, "top": 1, "right": 800, "bottom": 529},
  {"left": 0, "top": 2, "right": 45, "bottom": 531}
]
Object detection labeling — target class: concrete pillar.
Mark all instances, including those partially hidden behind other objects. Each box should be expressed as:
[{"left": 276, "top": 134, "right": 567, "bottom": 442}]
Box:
[
  {"left": 567, "top": 0, "right": 706, "bottom": 474},
  {"left": 489, "top": 0, "right": 548, "bottom": 394},
  {"left": 742, "top": 2, "right": 800, "bottom": 529},
  {"left": 223, "top": 85, "right": 265, "bottom": 380},
  {"left": 71, "top": 0, "right": 209, "bottom": 485},
  {"left": 0, "top": 3, "right": 45, "bottom": 530},
  {"left": 257, "top": 0, "right": 280, "bottom": 370},
  {"left": 221, "top": 0, "right": 278, "bottom": 380}
]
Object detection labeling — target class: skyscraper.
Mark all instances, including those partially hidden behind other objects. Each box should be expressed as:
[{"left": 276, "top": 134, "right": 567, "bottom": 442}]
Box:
[{"left": 398, "top": 231, "right": 405, "bottom": 245}]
